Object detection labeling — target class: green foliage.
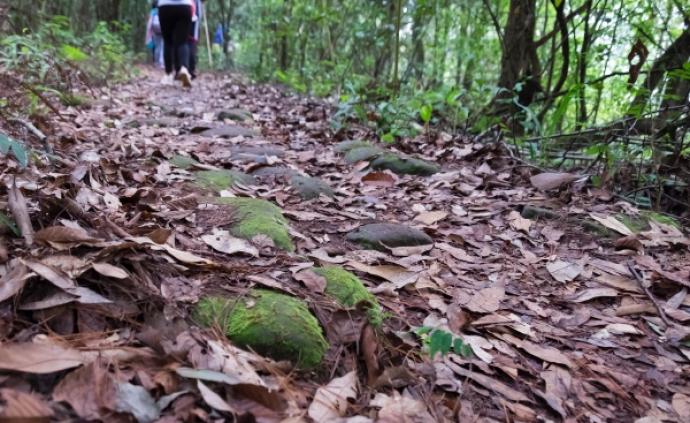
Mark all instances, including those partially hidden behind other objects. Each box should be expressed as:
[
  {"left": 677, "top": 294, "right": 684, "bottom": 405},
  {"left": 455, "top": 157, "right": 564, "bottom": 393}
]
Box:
[
  {"left": 0, "top": 133, "right": 29, "bottom": 168},
  {"left": 416, "top": 327, "right": 472, "bottom": 359},
  {"left": 0, "top": 212, "right": 20, "bottom": 237},
  {"left": 312, "top": 266, "right": 383, "bottom": 326}
]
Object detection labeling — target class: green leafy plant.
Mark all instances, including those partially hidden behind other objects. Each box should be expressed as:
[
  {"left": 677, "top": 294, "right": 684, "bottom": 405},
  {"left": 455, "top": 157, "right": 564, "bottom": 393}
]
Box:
[
  {"left": 0, "top": 133, "right": 29, "bottom": 168},
  {"left": 416, "top": 327, "right": 473, "bottom": 359}
]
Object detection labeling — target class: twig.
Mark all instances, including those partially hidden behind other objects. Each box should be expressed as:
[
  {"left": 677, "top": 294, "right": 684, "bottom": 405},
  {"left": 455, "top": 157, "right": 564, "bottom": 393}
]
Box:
[
  {"left": 627, "top": 260, "right": 671, "bottom": 327},
  {"left": 9, "top": 117, "right": 53, "bottom": 154}
]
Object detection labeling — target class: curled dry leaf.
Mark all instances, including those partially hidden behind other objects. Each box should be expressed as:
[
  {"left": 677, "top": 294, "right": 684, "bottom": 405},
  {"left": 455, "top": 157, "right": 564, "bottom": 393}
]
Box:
[
  {"left": 507, "top": 210, "right": 533, "bottom": 233},
  {"left": 293, "top": 269, "right": 327, "bottom": 293},
  {"left": 7, "top": 181, "right": 34, "bottom": 247},
  {"left": 0, "top": 388, "right": 54, "bottom": 421},
  {"left": 92, "top": 262, "right": 129, "bottom": 279},
  {"left": 530, "top": 172, "right": 581, "bottom": 191},
  {"left": 202, "top": 229, "right": 259, "bottom": 257},
  {"left": 589, "top": 214, "right": 633, "bottom": 236},
  {"left": 308, "top": 371, "right": 358, "bottom": 422},
  {"left": 361, "top": 171, "right": 396, "bottom": 187},
  {"left": 413, "top": 211, "right": 448, "bottom": 226},
  {"left": 34, "top": 226, "right": 100, "bottom": 245},
  {"left": 546, "top": 260, "right": 583, "bottom": 283},
  {"left": 370, "top": 391, "right": 434, "bottom": 423},
  {"left": 197, "top": 380, "right": 235, "bottom": 414},
  {"left": 0, "top": 261, "right": 29, "bottom": 302},
  {"left": 460, "top": 286, "right": 505, "bottom": 314}
]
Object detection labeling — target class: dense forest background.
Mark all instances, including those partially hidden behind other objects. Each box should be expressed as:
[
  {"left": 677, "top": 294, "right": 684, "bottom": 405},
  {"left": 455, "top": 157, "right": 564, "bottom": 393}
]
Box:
[{"left": 2, "top": 0, "right": 689, "bottom": 213}]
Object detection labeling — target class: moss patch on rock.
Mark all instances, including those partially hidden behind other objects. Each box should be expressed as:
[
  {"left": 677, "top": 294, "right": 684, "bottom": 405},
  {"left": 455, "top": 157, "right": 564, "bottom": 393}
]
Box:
[
  {"left": 195, "top": 170, "right": 256, "bottom": 191},
  {"left": 290, "top": 175, "right": 335, "bottom": 200},
  {"left": 369, "top": 154, "right": 440, "bottom": 176},
  {"left": 170, "top": 154, "right": 200, "bottom": 170},
  {"left": 344, "top": 146, "right": 384, "bottom": 164},
  {"left": 194, "top": 290, "right": 328, "bottom": 368},
  {"left": 313, "top": 266, "right": 383, "bottom": 326},
  {"left": 335, "top": 140, "right": 374, "bottom": 152},
  {"left": 212, "top": 197, "right": 294, "bottom": 251}
]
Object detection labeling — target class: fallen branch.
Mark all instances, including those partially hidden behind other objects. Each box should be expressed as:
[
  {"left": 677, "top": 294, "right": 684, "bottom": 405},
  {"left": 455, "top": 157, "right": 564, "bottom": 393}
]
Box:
[{"left": 627, "top": 260, "right": 671, "bottom": 328}]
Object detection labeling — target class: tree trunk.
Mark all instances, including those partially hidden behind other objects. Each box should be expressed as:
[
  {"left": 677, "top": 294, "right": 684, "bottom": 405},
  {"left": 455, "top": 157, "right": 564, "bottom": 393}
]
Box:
[{"left": 628, "top": 27, "right": 690, "bottom": 116}]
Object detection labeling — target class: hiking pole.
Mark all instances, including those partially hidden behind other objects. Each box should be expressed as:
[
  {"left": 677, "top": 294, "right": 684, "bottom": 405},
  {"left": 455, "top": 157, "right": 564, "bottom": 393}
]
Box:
[{"left": 203, "top": 2, "right": 213, "bottom": 67}]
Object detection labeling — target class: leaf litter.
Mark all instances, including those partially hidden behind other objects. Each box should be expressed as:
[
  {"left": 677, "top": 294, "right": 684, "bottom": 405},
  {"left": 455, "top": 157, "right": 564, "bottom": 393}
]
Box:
[{"left": 0, "top": 68, "right": 688, "bottom": 422}]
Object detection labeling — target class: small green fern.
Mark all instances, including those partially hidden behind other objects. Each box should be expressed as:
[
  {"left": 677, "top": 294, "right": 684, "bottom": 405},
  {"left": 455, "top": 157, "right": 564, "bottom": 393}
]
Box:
[{"left": 416, "top": 327, "right": 473, "bottom": 359}]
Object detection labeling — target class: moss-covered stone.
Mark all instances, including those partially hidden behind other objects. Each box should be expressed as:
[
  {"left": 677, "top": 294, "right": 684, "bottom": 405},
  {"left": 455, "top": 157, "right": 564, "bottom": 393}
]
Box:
[
  {"left": 618, "top": 211, "right": 681, "bottom": 233},
  {"left": 344, "top": 146, "right": 384, "bottom": 164},
  {"left": 170, "top": 154, "right": 200, "bottom": 169},
  {"left": 217, "top": 108, "right": 253, "bottom": 122},
  {"left": 290, "top": 175, "right": 334, "bottom": 200},
  {"left": 335, "top": 140, "right": 374, "bottom": 153},
  {"left": 369, "top": 154, "right": 440, "bottom": 176},
  {"left": 251, "top": 166, "right": 297, "bottom": 178},
  {"left": 194, "top": 290, "right": 328, "bottom": 368},
  {"left": 195, "top": 170, "right": 256, "bottom": 191},
  {"left": 313, "top": 266, "right": 383, "bottom": 326},
  {"left": 212, "top": 197, "right": 294, "bottom": 251},
  {"left": 346, "top": 223, "right": 433, "bottom": 251}
]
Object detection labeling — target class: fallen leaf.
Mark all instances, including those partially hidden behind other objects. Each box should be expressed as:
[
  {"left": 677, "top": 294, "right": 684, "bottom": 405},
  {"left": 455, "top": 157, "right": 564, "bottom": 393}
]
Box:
[
  {"left": 197, "top": 380, "right": 235, "bottom": 413},
  {"left": 461, "top": 286, "right": 505, "bottom": 313},
  {"left": 569, "top": 287, "right": 618, "bottom": 303},
  {"left": 7, "top": 180, "right": 34, "bottom": 247},
  {"left": 413, "top": 211, "right": 448, "bottom": 226},
  {"left": 445, "top": 361, "right": 531, "bottom": 402},
  {"left": 346, "top": 261, "right": 418, "bottom": 289},
  {"left": 370, "top": 391, "right": 434, "bottom": 423},
  {"left": 308, "top": 371, "right": 358, "bottom": 422},
  {"left": 388, "top": 244, "right": 433, "bottom": 257},
  {"left": 530, "top": 172, "right": 580, "bottom": 190},
  {"left": 499, "top": 333, "right": 574, "bottom": 368},
  {"left": 294, "top": 269, "right": 327, "bottom": 293},
  {"left": 615, "top": 235, "right": 644, "bottom": 251},
  {"left": 0, "top": 261, "right": 29, "bottom": 302},
  {"left": 92, "top": 262, "right": 129, "bottom": 279},
  {"left": 0, "top": 388, "right": 53, "bottom": 421},
  {"left": 114, "top": 382, "right": 160, "bottom": 423},
  {"left": 0, "top": 342, "right": 83, "bottom": 374},
  {"left": 361, "top": 172, "right": 396, "bottom": 187},
  {"left": 672, "top": 393, "right": 690, "bottom": 422},
  {"left": 589, "top": 214, "right": 633, "bottom": 236},
  {"left": 34, "top": 226, "right": 99, "bottom": 245},
  {"left": 202, "top": 229, "right": 259, "bottom": 257},
  {"left": 21, "top": 259, "right": 76, "bottom": 290},
  {"left": 507, "top": 210, "right": 532, "bottom": 233},
  {"left": 546, "top": 260, "right": 583, "bottom": 283}
]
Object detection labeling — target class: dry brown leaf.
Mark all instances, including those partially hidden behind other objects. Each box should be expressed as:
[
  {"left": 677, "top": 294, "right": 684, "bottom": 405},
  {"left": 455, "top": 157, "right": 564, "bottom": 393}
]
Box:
[
  {"left": 589, "top": 213, "right": 633, "bottom": 236},
  {"left": 0, "top": 342, "right": 84, "bottom": 374},
  {"left": 388, "top": 244, "right": 433, "bottom": 257},
  {"left": 370, "top": 391, "right": 434, "bottom": 423},
  {"left": 92, "top": 262, "right": 129, "bottom": 279},
  {"left": 672, "top": 393, "right": 690, "bottom": 422},
  {"left": 53, "top": 362, "right": 115, "bottom": 420},
  {"left": 7, "top": 181, "right": 34, "bottom": 246},
  {"left": 308, "top": 371, "right": 358, "bottom": 422},
  {"left": 546, "top": 260, "right": 583, "bottom": 283},
  {"left": 461, "top": 286, "right": 505, "bottom": 313},
  {"left": 0, "top": 236, "right": 7, "bottom": 264},
  {"left": 413, "top": 211, "right": 448, "bottom": 226},
  {"left": 615, "top": 235, "right": 644, "bottom": 251},
  {"left": 197, "top": 380, "right": 236, "bottom": 413},
  {"left": 293, "top": 269, "right": 327, "bottom": 293},
  {"left": 530, "top": 172, "right": 580, "bottom": 190},
  {"left": 202, "top": 229, "right": 259, "bottom": 257},
  {"left": 361, "top": 172, "right": 396, "bottom": 187},
  {"left": 569, "top": 287, "right": 619, "bottom": 303},
  {"left": 0, "top": 388, "right": 54, "bottom": 421},
  {"left": 507, "top": 210, "right": 532, "bottom": 233},
  {"left": 34, "top": 226, "right": 99, "bottom": 245},
  {"left": 21, "top": 259, "right": 76, "bottom": 290},
  {"left": 346, "top": 261, "right": 418, "bottom": 289},
  {"left": 0, "top": 261, "right": 29, "bottom": 302},
  {"left": 499, "top": 333, "right": 574, "bottom": 368},
  {"left": 444, "top": 361, "right": 530, "bottom": 402}
]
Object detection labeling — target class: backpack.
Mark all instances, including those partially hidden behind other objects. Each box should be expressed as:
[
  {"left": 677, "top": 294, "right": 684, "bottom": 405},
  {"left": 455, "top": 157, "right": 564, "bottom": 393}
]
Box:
[{"left": 151, "top": 13, "right": 162, "bottom": 35}]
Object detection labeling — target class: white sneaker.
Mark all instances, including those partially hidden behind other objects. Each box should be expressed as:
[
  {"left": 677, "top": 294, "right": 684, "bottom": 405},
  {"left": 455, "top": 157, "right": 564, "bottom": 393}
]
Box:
[
  {"left": 160, "top": 73, "right": 174, "bottom": 85},
  {"left": 177, "top": 67, "right": 192, "bottom": 88}
]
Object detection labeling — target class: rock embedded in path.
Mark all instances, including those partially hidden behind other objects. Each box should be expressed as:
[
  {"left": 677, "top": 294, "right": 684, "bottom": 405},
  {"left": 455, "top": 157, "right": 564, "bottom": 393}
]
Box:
[
  {"left": 199, "top": 124, "right": 260, "bottom": 138},
  {"left": 290, "top": 175, "right": 334, "bottom": 200},
  {"left": 370, "top": 154, "right": 440, "bottom": 176},
  {"left": 346, "top": 223, "right": 433, "bottom": 251},
  {"left": 217, "top": 108, "right": 253, "bottom": 122},
  {"left": 211, "top": 197, "right": 294, "bottom": 251},
  {"left": 125, "top": 117, "right": 179, "bottom": 129},
  {"left": 194, "top": 290, "right": 328, "bottom": 368},
  {"left": 195, "top": 170, "right": 256, "bottom": 191},
  {"left": 344, "top": 146, "right": 384, "bottom": 164}
]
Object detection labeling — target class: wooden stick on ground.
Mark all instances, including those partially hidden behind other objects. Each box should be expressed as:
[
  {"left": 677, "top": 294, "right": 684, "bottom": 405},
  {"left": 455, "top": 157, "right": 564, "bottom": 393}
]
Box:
[
  {"left": 627, "top": 260, "right": 671, "bottom": 327},
  {"left": 202, "top": 2, "right": 213, "bottom": 67}
]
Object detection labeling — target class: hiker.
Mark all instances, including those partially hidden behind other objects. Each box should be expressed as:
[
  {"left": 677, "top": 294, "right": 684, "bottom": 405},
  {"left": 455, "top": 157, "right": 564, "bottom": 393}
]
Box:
[
  {"left": 188, "top": 0, "right": 203, "bottom": 79},
  {"left": 158, "top": 0, "right": 195, "bottom": 87},
  {"left": 145, "top": 1, "right": 164, "bottom": 69}
]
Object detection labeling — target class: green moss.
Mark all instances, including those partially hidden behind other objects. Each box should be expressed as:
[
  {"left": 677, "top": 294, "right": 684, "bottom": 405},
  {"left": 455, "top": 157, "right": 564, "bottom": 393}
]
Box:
[
  {"left": 195, "top": 170, "right": 256, "bottom": 191},
  {"left": 313, "top": 266, "right": 383, "bottom": 326},
  {"left": 194, "top": 290, "right": 328, "bottom": 368},
  {"left": 643, "top": 211, "right": 680, "bottom": 229},
  {"left": 617, "top": 212, "right": 681, "bottom": 233},
  {"left": 344, "top": 146, "right": 384, "bottom": 164},
  {"left": 170, "top": 154, "right": 200, "bottom": 169},
  {"left": 369, "top": 154, "right": 440, "bottom": 176},
  {"left": 59, "top": 93, "right": 91, "bottom": 107},
  {"left": 212, "top": 197, "right": 294, "bottom": 251},
  {"left": 335, "top": 140, "right": 374, "bottom": 152}
]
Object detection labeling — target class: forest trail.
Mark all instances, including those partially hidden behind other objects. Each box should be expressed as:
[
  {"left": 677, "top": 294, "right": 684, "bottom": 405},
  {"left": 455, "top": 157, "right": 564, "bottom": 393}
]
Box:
[{"left": 2, "top": 69, "right": 690, "bottom": 422}]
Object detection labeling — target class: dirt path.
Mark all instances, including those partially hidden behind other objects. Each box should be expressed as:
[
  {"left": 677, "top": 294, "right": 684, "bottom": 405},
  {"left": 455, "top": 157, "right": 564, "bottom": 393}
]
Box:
[{"left": 2, "top": 69, "right": 690, "bottom": 421}]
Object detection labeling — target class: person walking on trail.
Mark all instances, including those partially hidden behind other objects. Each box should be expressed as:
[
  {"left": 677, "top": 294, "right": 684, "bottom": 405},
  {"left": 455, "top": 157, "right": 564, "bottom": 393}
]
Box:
[
  {"left": 188, "top": 0, "right": 202, "bottom": 79},
  {"left": 158, "top": 0, "right": 195, "bottom": 88},
  {"left": 145, "top": 1, "right": 164, "bottom": 69}
]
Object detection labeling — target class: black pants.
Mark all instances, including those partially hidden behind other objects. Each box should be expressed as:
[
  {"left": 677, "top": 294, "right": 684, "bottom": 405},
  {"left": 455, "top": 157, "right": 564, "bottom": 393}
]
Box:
[
  {"left": 189, "top": 42, "right": 198, "bottom": 78},
  {"left": 158, "top": 5, "right": 192, "bottom": 74}
]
